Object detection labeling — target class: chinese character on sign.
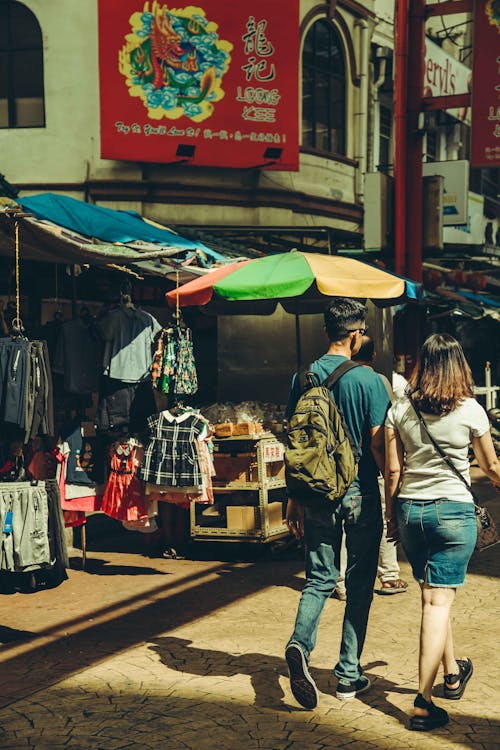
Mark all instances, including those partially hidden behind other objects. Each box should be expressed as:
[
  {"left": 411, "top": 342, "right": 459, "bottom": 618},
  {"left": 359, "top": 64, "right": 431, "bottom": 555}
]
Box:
[
  {"left": 241, "top": 17, "right": 276, "bottom": 83},
  {"left": 242, "top": 16, "right": 275, "bottom": 57}
]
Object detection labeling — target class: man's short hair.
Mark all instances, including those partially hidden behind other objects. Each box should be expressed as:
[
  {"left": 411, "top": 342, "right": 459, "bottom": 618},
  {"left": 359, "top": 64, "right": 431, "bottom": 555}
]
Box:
[
  {"left": 352, "top": 336, "right": 375, "bottom": 364},
  {"left": 324, "top": 298, "right": 367, "bottom": 342}
]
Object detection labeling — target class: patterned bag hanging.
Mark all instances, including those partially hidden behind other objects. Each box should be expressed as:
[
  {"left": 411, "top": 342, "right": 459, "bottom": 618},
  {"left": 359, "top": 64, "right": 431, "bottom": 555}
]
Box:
[{"left": 175, "top": 327, "right": 198, "bottom": 395}]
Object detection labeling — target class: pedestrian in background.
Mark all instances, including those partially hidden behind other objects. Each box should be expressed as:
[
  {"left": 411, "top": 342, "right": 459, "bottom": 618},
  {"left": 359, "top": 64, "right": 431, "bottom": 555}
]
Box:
[
  {"left": 385, "top": 333, "right": 500, "bottom": 731},
  {"left": 284, "top": 298, "right": 390, "bottom": 708},
  {"left": 333, "top": 336, "right": 408, "bottom": 599}
]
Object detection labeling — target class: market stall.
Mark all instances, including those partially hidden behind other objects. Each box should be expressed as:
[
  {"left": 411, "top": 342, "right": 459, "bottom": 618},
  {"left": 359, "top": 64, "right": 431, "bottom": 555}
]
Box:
[
  {"left": 0, "top": 198, "right": 229, "bottom": 589},
  {"left": 166, "top": 250, "right": 423, "bottom": 545}
]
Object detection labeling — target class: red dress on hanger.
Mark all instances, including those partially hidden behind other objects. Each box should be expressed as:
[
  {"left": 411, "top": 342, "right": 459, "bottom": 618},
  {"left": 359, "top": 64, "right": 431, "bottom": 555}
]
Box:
[{"left": 101, "top": 443, "right": 148, "bottom": 522}]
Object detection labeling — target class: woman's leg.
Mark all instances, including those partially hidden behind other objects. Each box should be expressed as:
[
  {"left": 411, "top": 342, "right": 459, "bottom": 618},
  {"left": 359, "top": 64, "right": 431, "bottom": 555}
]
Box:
[
  {"left": 441, "top": 618, "right": 460, "bottom": 679},
  {"left": 416, "top": 584, "right": 456, "bottom": 708}
]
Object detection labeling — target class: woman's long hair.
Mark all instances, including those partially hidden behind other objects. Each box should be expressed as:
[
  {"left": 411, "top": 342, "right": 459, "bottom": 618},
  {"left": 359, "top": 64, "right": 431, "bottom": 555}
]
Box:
[{"left": 407, "top": 333, "right": 474, "bottom": 415}]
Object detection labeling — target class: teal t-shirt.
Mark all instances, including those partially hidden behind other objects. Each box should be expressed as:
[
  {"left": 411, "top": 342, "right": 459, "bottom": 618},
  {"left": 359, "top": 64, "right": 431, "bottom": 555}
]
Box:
[{"left": 286, "top": 354, "right": 390, "bottom": 495}]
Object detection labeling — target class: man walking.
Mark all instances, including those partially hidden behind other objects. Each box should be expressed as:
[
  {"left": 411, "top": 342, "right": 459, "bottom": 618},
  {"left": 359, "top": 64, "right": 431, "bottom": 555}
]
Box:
[{"left": 284, "top": 298, "right": 390, "bottom": 707}]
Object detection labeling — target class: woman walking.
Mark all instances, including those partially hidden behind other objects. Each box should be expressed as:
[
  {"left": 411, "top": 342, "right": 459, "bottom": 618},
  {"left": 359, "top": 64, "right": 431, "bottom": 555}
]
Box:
[{"left": 385, "top": 333, "right": 500, "bottom": 731}]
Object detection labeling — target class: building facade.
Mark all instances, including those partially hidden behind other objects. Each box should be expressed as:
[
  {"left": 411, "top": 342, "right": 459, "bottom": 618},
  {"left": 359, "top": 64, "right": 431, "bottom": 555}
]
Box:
[{"left": 0, "top": 0, "right": 379, "bottom": 253}]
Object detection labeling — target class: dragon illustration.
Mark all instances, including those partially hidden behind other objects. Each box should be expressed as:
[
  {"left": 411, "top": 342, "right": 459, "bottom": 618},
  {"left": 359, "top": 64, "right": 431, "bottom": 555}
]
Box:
[
  {"left": 119, "top": 2, "right": 232, "bottom": 121},
  {"left": 487, "top": 0, "right": 500, "bottom": 31}
]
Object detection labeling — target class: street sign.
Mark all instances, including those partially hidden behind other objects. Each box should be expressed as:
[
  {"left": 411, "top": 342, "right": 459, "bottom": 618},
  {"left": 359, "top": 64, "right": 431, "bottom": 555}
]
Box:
[
  {"left": 424, "top": 38, "right": 471, "bottom": 123},
  {"left": 98, "top": 0, "right": 299, "bottom": 170},
  {"left": 471, "top": 0, "right": 500, "bottom": 166}
]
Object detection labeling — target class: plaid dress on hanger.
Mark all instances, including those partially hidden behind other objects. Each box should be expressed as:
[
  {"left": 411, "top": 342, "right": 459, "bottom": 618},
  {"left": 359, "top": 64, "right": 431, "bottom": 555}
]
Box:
[{"left": 139, "top": 412, "right": 204, "bottom": 486}]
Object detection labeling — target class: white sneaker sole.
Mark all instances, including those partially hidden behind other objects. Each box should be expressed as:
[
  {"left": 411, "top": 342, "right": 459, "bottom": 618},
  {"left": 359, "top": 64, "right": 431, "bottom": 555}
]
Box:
[{"left": 336, "top": 678, "right": 371, "bottom": 701}]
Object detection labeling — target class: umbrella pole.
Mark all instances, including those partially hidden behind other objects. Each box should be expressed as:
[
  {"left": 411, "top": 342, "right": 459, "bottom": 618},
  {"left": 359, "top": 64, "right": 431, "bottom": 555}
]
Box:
[{"left": 295, "top": 313, "right": 302, "bottom": 371}]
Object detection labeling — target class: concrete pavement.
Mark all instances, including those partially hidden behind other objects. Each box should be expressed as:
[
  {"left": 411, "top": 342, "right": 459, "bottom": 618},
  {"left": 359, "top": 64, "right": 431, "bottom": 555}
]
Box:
[{"left": 0, "top": 468, "right": 499, "bottom": 750}]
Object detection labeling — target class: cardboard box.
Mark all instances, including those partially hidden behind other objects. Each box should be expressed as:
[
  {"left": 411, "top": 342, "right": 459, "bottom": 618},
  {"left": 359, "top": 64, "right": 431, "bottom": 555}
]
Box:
[
  {"left": 268, "top": 501, "right": 284, "bottom": 528},
  {"left": 214, "top": 422, "right": 234, "bottom": 437},
  {"left": 226, "top": 506, "right": 257, "bottom": 530},
  {"left": 213, "top": 455, "right": 259, "bottom": 484},
  {"left": 232, "top": 422, "right": 264, "bottom": 436}
]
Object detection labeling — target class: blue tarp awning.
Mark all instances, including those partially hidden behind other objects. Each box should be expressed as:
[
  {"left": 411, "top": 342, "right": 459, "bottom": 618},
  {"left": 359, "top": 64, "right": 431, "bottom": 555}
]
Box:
[{"left": 20, "top": 193, "right": 226, "bottom": 261}]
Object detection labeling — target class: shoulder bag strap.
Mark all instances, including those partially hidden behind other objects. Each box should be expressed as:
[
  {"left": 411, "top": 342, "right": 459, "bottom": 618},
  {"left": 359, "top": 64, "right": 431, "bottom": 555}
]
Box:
[{"left": 409, "top": 397, "right": 481, "bottom": 506}]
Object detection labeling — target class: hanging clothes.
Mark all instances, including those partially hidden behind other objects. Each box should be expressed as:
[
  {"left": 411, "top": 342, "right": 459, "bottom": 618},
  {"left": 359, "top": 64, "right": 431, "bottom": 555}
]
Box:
[
  {"left": 139, "top": 410, "right": 206, "bottom": 487},
  {"left": 101, "top": 441, "right": 149, "bottom": 522},
  {"left": 99, "top": 305, "right": 161, "bottom": 384},
  {"left": 151, "top": 327, "right": 198, "bottom": 396},
  {"left": 53, "top": 316, "right": 102, "bottom": 395},
  {"left": 54, "top": 441, "right": 103, "bottom": 515},
  {"left": 60, "top": 423, "right": 105, "bottom": 487},
  {"left": 143, "top": 431, "right": 215, "bottom": 506},
  {"left": 175, "top": 328, "right": 198, "bottom": 395},
  {"left": 0, "top": 480, "right": 67, "bottom": 585},
  {"left": 95, "top": 377, "right": 156, "bottom": 434},
  {"left": 0, "top": 338, "right": 54, "bottom": 442}
]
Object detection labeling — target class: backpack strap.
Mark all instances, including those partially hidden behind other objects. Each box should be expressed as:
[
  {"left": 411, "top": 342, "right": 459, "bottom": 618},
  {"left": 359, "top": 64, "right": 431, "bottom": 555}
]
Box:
[
  {"left": 322, "top": 360, "right": 362, "bottom": 390},
  {"left": 322, "top": 360, "right": 363, "bottom": 461},
  {"left": 297, "top": 364, "right": 320, "bottom": 393}
]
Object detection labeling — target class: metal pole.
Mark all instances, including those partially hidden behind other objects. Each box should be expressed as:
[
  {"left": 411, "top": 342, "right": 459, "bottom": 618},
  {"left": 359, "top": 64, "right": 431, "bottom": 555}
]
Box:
[
  {"left": 485, "top": 361, "right": 492, "bottom": 411},
  {"left": 295, "top": 313, "right": 302, "bottom": 372},
  {"left": 394, "top": 0, "right": 409, "bottom": 275}
]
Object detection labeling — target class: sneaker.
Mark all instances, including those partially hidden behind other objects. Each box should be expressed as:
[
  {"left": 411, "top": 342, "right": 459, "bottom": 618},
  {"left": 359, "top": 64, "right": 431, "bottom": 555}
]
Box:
[
  {"left": 285, "top": 643, "right": 319, "bottom": 710},
  {"left": 336, "top": 675, "right": 371, "bottom": 701}
]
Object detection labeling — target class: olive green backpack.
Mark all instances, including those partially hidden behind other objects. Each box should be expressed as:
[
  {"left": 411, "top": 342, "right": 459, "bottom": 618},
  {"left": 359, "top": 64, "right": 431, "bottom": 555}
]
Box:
[{"left": 285, "top": 361, "right": 362, "bottom": 505}]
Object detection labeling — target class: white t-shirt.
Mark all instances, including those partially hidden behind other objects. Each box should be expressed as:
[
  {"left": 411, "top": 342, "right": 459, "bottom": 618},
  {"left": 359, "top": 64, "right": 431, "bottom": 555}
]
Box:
[
  {"left": 385, "top": 397, "right": 490, "bottom": 501},
  {"left": 392, "top": 372, "right": 408, "bottom": 400}
]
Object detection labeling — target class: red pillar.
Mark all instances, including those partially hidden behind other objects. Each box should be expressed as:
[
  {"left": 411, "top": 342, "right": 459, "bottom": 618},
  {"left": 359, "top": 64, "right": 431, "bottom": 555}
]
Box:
[
  {"left": 405, "top": 0, "right": 425, "bottom": 282},
  {"left": 393, "top": 0, "right": 409, "bottom": 276}
]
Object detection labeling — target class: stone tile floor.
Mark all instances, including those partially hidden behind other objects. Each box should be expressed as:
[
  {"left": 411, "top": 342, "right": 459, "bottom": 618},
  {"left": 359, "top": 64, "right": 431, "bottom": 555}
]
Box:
[{"left": 0, "top": 469, "right": 499, "bottom": 749}]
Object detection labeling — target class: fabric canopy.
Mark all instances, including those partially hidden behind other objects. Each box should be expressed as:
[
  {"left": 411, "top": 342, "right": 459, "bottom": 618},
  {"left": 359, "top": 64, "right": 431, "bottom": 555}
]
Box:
[
  {"left": 167, "top": 250, "right": 423, "bottom": 311},
  {"left": 20, "top": 193, "right": 226, "bottom": 260}
]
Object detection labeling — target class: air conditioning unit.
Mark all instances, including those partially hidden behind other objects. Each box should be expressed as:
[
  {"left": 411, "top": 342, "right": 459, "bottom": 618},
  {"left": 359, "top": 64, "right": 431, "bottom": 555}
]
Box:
[
  {"left": 364, "top": 172, "right": 393, "bottom": 251},
  {"left": 423, "top": 174, "right": 444, "bottom": 251}
]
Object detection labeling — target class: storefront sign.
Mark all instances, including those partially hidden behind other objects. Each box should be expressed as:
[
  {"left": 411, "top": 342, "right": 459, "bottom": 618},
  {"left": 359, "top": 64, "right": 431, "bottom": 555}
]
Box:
[
  {"left": 424, "top": 38, "right": 471, "bottom": 123},
  {"left": 422, "top": 160, "right": 469, "bottom": 225},
  {"left": 443, "top": 192, "right": 485, "bottom": 245},
  {"left": 471, "top": 0, "right": 500, "bottom": 166},
  {"left": 98, "top": 1, "right": 299, "bottom": 169}
]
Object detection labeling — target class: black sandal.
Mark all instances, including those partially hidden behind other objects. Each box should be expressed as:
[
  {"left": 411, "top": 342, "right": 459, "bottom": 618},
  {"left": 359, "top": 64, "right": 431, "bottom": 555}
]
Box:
[
  {"left": 410, "top": 694, "right": 449, "bottom": 731},
  {"left": 444, "top": 658, "right": 473, "bottom": 700}
]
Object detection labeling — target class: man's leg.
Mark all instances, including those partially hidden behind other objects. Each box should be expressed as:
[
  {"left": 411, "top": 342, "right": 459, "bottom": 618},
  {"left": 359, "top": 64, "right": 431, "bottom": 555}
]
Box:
[
  {"left": 333, "top": 532, "right": 347, "bottom": 599},
  {"left": 286, "top": 503, "right": 342, "bottom": 708},
  {"left": 377, "top": 480, "right": 407, "bottom": 592},
  {"left": 335, "top": 489, "right": 382, "bottom": 696}
]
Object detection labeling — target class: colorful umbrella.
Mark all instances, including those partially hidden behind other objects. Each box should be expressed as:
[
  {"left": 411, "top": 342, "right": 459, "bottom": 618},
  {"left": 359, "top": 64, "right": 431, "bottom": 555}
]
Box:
[{"left": 166, "top": 251, "right": 422, "bottom": 312}]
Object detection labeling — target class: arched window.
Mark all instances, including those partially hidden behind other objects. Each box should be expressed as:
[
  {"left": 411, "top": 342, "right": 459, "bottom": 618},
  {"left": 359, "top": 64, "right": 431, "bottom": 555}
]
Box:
[
  {"left": 0, "top": 1, "right": 45, "bottom": 128},
  {"left": 302, "top": 19, "right": 346, "bottom": 154}
]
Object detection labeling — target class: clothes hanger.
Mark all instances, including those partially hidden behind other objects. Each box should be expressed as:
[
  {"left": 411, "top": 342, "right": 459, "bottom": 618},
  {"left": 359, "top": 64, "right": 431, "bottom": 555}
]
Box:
[
  {"left": 120, "top": 281, "right": 136, "bottom": 310},
  {"left": 168, "top": 400, "right": 192, "bottom": 417}
]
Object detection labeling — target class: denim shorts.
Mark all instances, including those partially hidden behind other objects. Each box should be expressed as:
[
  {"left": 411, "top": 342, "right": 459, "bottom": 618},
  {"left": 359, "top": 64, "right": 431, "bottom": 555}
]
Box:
[{"left": 396, "top": 499, "right": 477, "bottom": 587}]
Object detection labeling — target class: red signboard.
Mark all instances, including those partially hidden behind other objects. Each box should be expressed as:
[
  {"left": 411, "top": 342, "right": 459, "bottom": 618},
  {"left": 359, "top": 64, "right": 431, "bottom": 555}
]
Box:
[
  {"left": 98, "top": 1, "right": 299, "bottom": 170},
  {"left": 471, "top": 0, "right": 500, "bottom": 166}
]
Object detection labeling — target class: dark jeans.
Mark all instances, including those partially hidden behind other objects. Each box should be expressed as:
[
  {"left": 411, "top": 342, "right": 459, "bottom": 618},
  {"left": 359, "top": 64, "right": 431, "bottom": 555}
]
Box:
[{"left": 288, "top": 485, "right": 383, "bottom": 683}]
